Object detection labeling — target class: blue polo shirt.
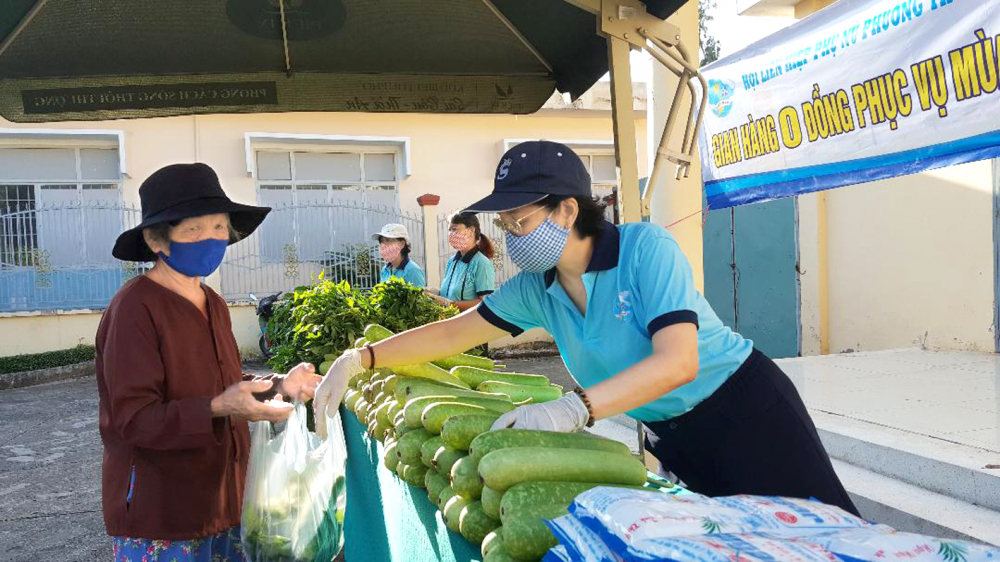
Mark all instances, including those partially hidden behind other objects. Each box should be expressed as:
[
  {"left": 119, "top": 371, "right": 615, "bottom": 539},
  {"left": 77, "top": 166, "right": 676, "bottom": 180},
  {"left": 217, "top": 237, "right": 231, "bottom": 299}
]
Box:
[
  {"left": 440, "top": 248, "right": 496, "bottom": 301},
  {"left": 380, "top": 257, "right": 426, "bottom": 288},
  {"left": 478, "top": 220, "right": 753, "bottom": 422}
]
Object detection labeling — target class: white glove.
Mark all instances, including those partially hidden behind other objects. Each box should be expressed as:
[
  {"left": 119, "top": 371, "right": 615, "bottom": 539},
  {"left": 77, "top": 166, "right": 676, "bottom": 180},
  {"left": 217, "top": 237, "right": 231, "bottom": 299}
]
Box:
[
  {"left": 313, "top": 349, "right": 365, "bottom": 439},
  {"left": 490, "top": 392, "right": 591, "bottom": 433}
]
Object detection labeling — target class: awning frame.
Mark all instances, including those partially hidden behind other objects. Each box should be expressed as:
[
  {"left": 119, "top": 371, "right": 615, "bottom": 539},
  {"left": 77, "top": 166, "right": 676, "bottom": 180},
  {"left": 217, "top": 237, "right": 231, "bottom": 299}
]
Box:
[{"left": 567, "top": 0, "right": 707, "bottom": 221}]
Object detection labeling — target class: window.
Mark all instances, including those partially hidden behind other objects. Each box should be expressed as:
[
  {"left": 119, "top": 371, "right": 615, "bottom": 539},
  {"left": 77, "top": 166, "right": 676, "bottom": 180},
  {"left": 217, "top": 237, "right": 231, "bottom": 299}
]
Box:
[
  {"left": 576, "top": 152, "right": 620, "bottom": 224},
  {"left": 255, "top": 150, "right": 400, "bottom": 262},
  {"left": 0, "top": 148, "right": 122, "bottom": 268}
]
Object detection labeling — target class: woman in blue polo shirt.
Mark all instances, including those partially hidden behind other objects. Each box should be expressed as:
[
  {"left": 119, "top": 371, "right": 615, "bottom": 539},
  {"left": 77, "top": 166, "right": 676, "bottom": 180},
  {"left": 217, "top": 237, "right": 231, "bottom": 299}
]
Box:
[
  {"left": 425, "top": 212, "right": 496, "bottom": 312},
  {"left": 375, "top": 223, "right": 425, "bottom": 287},
  {"left": 315, "top": 141, "right": 858, "bottom": 516}
]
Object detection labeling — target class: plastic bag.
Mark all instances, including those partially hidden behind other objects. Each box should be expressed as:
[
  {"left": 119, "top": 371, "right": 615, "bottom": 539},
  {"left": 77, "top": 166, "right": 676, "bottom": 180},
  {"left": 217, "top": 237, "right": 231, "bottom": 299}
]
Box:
[
  {"left": 241, "top": 403, "right": 348, "bottom": 562},
  {"left": 619, "top": 533, "right": 839, "bottom": 562},
  {"left": 567, "top": 488, "right": 873, "bottom": 556},
  {"left": 545, "top": 514, "right": 624, "bottom": 562},
  {"left": 803, "top": 528, "right": 1000, "bottom": 562}
]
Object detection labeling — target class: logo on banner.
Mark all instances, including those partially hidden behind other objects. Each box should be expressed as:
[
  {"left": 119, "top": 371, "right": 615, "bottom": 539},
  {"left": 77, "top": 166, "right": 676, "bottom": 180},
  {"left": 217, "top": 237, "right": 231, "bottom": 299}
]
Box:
[{"left": 707, "top": 79, "right": 736, "bottom": 118}]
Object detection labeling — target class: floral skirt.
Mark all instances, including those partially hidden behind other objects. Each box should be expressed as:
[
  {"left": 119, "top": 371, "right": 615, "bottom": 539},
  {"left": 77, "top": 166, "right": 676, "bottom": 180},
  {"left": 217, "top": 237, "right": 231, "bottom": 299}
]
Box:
[{"left": 111, "top": 527, "right": 246, "bottom": 562}]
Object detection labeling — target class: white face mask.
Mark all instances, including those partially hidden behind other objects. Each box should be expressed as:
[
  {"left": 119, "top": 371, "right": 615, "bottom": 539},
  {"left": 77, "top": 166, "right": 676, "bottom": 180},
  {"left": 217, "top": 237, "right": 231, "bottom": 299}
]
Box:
[{"left": 379, "top": 240, "right": 405, "bottom": 263}]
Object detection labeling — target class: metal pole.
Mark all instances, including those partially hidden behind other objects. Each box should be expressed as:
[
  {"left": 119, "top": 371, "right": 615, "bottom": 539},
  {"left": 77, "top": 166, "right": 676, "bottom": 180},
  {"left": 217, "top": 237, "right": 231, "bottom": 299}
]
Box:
[{"left": 607, "top": 37, "right": 642, "bottom": 224}]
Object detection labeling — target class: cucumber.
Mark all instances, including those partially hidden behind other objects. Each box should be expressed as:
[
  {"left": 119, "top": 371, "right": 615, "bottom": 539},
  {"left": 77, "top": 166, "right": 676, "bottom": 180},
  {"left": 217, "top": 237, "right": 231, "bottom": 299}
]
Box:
[
  {"left": 483, "top": 544, "right": 519, "bottom": 562},
  {"left": 499, "top": 482, "right": 625, "bottom": 522},
  {"left": 374, "top": 401, "right": 394, "bottom": 428},
  {"left": 396, "top": 429, "right": 433, "bottom": 466},
  {"left": 459, "top": 501, "right": 497, "bottom": 545},
  {"left": 396, "top": 378, "right": 509, "bottom": 403},
  {"left": 383, "top": 440, "right": 400, "bottom": 472},
  {"left": 366, "top": 419, "right": 379, "bottom": 439},
  {"left": 469, "top": 429, "right": 633, "bottom": 464},
  {"left": 437, "top": 485, "right": 457, "bottom": 510},
  {"left": 319, "top": 360, "right": 334, "bottom": 375},
  {"left": 450, "top": 455, "right": 482, "bottom": 499},
  {"left": 420, "top": 436, "right": 446, "bottom": 469},
  {"left": 432, "top": 445, "right": 464, "bottom": 476},
  {"left": 502, "top": 504, "right": 567, "bottom": 561},
  {"left": 401, "top": 463, "right": 429, "bottom": 488},
  {"left": 441, "top": 414, "right": 498, "bottom": 451},
  {"left": 443, "top": 495, "right": 472, "bottom": 533},
  {"left": 353, "top": 398, "right": 370, "bottom": 422},
  {"left": 451, "top": 366, "right": 549, "bottom": 388},
  {"left": 394, "top": 459, "right": 408, "bottom": 478},
  {"left": 425, "top": 469, "right": 450, "bottom": 505},
  {"left": 476, "top": 381, "right": 562, "bottom": 403},
  {"left": 364, "top": 323, "right": 394, "bottom": 343},
  {"left": 386, "top": 399, "right": 403, "bottom": 423},
  {"left": 433, "top": 354, "right": 496, "bottom": 371},
  {"left": 422, "top": 402, "right": 497, "bottom": 434},
  {"left": 391, "top": 363, "right": 471, "bottom": 389},
  {"left": 353, "top": 337, "right": 369, "bottom": 348},
  {"left": 479, "top": 447, "right": 647, "bottom": 492},
  {"left": 481, "top": 486, "right": 503, "bottom": 520},
  {"left": 325, "top": 353, "right": 339, "bottom": 361},
  {"left": 481, "top": 527, "right": 503, "bottom": 558},
  {"left": 404, "top": 396, "right": 513, "bottom": 430},
  {"left": 393, "top": 414, "right": 413, "bottom": 437},
  {"left": 349, "top": 371, "right": 368, "bottom": 390},
  {"left": 343, "top": 389, "right": 361, "bottom": 412},
  {"left": 383, "top": 375, "right": 399, "bottom": 397}
]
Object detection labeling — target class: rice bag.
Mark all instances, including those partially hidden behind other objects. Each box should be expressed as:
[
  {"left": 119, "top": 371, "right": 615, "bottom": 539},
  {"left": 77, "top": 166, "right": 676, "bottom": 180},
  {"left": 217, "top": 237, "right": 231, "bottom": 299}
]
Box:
[
  {"left": 621, "top": 533, "right": 839, "bottom": 562},
  {"left": 713, "top": 495, "right": 872, "bottom": 534},
  {"left": 545, "top": 514, "right": 624, "bottom": 562},
  {"left": 804, "top": 528, "right": 1000, "bottom": 562},
  {"left": 568, "top": 487, "right": 873, "bottom": 556}
]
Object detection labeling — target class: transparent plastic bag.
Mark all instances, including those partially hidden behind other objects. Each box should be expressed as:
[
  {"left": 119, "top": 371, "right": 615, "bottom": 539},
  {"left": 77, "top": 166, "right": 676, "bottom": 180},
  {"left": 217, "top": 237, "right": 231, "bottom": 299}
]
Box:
[{"left": 241, "top": 403, "right": 347, "bottom": 562}]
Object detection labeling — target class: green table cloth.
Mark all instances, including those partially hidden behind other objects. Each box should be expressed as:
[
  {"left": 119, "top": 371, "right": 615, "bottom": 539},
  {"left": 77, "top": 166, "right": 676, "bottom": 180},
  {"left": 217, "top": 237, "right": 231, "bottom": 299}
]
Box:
[{"left": 342, "top": 407, "right": 482, "bottom": 562}]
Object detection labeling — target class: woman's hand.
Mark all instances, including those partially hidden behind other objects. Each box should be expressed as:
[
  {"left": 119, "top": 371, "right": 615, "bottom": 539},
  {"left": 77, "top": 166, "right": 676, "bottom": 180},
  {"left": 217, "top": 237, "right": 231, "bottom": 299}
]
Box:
[
  {"left": 278, "top": 362, "right": 323, "bottom": 402},
  {"left": 490, "top": 393, "right": 590, "bottom": 433},
  {"left": 423, "top": 287, "right": 440, "bottom": 296},
  {"left": 313, "top": 349, "right": 366, "bottom": 439},
  {"left": 210, "top": 380, "right": 294, "bottom": 422}
]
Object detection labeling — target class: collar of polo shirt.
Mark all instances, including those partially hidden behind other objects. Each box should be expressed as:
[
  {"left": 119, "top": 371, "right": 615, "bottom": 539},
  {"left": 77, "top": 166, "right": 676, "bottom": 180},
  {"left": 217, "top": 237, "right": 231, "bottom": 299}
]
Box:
[{"left": 543, "top": 220, "right": 620, "bottom": 287}]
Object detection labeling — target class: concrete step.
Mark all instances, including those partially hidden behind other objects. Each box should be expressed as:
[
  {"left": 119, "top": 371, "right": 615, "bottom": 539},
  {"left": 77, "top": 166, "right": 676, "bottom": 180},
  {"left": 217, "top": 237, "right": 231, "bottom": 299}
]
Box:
[
  {"left": 832, "top": 459, "right": 1000, "bottom": 546},
  {"left": 810, "top": 410, "right": 1000, "bottom": 512}
]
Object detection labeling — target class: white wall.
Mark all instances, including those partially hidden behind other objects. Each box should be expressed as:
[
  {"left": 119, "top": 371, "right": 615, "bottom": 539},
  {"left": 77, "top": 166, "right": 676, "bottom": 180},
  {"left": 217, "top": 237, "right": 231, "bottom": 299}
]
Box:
[{"left": 798, "top": 161, "right": 995, "bottom": 354}]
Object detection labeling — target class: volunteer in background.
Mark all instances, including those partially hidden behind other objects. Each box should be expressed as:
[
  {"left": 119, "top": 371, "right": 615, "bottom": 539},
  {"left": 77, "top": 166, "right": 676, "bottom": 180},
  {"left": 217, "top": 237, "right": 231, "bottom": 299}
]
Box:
[
  {"left": 376, "top": 223, "right": 426, "bottom": 287},
  {"left": 314, "top": 141, "right": 859, "bottom": 516},
  {"left": 425, "top": 212, "right": 496, "bottom": 311},
  {"left": 97, "top": 163, "right": 322, "bottom": 561}
]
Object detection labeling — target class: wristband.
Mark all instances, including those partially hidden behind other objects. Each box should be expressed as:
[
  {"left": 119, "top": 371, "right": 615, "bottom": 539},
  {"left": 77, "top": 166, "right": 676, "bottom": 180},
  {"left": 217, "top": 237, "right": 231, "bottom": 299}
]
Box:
[
  {"left": 364, "top": 343, "right": 376, "bottom": 369},
  {"left": 572, "top": 387, "right": 596, "bottom": 427}
]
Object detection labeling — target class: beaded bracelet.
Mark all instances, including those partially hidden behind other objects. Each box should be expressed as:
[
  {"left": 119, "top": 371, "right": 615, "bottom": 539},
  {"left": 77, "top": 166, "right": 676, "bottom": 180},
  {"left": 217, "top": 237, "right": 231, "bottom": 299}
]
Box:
[
  {"left": 364, "top": 343, "right": 376, "bottom": 370},
  {"left": 572, "top": 387, "right": 596, "bottom": 427}
]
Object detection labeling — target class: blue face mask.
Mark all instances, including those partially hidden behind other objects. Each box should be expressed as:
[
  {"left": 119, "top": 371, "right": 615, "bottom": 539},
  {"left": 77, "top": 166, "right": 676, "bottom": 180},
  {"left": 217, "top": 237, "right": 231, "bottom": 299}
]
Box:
[
  {"left": 505, "top": 217, "right": 570, "bottom": 273},
  {"left": 157, "top": 238, "right": 228, "bottom": 278}
]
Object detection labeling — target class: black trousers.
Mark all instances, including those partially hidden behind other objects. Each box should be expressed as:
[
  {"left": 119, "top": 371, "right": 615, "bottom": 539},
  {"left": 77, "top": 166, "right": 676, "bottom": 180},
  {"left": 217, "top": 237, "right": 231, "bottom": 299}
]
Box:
[{"left": 643, "top": 349, "right": 860, "bottom": 516}]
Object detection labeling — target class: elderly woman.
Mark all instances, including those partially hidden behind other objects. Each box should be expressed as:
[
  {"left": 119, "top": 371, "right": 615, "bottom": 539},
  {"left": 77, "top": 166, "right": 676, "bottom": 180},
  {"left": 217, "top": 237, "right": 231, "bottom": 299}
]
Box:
[{"left": 97, "top": 163, "right": 322, "bottom": 561}]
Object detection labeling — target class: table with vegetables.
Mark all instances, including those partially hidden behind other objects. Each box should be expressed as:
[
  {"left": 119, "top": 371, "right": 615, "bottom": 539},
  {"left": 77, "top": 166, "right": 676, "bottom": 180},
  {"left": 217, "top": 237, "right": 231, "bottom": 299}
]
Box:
[{"left": 339, "top": 323, "right": 678, "bottom": 562}]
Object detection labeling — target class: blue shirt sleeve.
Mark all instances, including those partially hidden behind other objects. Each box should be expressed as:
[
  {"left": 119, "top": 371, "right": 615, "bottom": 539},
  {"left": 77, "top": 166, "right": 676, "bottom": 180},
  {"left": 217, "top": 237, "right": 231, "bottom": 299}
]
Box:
[
  {"left": 633, "top": 231, "right": 700, "bottom": 336},
  {"left": 407, "top": 264, "right": 426, "bottom": 288},
  {"left": 471, "top": 255, "right": 496, "bottom": 297},
  {"left": 478, "top": 272, "right": 541, "bottom": 336}
]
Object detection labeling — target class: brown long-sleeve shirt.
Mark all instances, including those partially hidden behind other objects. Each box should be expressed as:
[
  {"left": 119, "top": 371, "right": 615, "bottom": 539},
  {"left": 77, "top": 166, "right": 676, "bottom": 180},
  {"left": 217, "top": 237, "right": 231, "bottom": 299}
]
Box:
[{"left": 96, "top": 276, "right": 277, "bottom": 540}]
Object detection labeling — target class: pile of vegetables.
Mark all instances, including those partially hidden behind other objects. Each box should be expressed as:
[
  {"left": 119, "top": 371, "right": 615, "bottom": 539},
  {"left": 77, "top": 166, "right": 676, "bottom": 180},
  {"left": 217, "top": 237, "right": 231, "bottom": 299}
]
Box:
[
  {"left": 345, "top": 324, "right": 659, "bottom": 562},
  {"left": 266, "top": 277, "right": 458, "bottom": 373}
]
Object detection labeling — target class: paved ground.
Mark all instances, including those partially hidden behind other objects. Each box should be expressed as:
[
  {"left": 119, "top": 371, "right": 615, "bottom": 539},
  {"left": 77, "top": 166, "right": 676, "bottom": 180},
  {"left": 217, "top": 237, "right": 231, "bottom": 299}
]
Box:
[{"left": 0, "top": 357, "right": 569, "bottom": 562}]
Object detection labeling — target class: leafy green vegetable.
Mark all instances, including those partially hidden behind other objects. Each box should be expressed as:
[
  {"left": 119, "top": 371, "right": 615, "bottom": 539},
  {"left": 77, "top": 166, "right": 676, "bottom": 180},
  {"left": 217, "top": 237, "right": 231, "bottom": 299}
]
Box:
[{"left": 266, "top": 278, "right": 457, "bottom": 373}]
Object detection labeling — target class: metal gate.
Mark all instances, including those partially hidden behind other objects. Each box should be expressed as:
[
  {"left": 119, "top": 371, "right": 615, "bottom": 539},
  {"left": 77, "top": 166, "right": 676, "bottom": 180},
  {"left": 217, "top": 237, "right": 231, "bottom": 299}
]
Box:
[
  {"left": 703, "top": 198, "right": 801, "bottom": 359},
  {"left": 0, "top": 202, "right": 146, "bottom": 312},
  {"left": 220, "top": 201, "right": 426, "bottom": 300}
]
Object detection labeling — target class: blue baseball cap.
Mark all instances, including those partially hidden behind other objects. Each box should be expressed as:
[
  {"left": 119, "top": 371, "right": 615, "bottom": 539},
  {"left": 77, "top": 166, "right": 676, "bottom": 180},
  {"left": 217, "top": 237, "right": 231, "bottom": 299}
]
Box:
[{"left": 464, "top": 141, "right": 592, "bottom": 213}]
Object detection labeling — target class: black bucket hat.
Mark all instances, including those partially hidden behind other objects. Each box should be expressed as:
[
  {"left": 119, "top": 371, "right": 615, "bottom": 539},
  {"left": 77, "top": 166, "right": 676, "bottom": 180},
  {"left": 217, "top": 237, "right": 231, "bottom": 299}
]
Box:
[
  {"left": 112, "top": 163, "right": 271, "bottom": 262},
  {"left": 465, "top": 140, "right": 592, "bottom": 213}
]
